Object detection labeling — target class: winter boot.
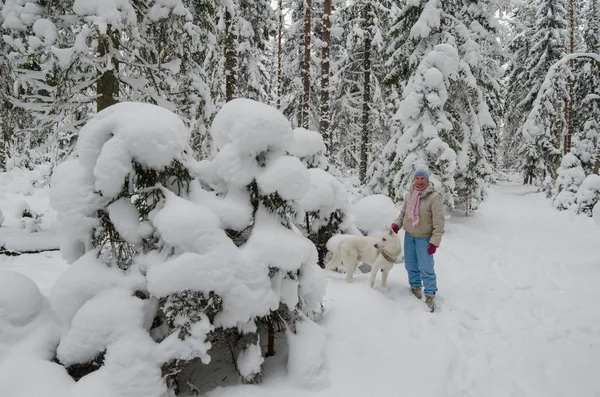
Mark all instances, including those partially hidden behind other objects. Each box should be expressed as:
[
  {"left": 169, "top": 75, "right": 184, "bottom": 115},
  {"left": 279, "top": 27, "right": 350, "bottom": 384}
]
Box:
[
  {"left": 410, "top": 286, "right": 423, "bottom": 299},
  {"left": 425, "top": 294, "right": 435, "bottom": 312}
]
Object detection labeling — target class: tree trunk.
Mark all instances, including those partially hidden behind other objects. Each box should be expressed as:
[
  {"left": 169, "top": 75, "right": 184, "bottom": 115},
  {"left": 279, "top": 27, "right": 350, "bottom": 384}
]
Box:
[
  {"left": 359, "top": 2, "right": 372, "bottom": 183},
  {"left": 96, "top": 29, "right": 119, "bottom": 112},
  {"left": 266, "top": 315, "right": 275, "bottom": 357},
  {"left": 565, "top": 0, "right": 575, "bottom": 154},
  {"left": 319, "top": 0, "right": 332, "bottom": 151},
  {"left": 225, "top": 8, "right": 237, "bottom": 102},
  {"left": 277, "top": 0, "right": 284, "bottom": 109},
  {"left": 301, "top": 0, "right": 312, "bottom": 129}
]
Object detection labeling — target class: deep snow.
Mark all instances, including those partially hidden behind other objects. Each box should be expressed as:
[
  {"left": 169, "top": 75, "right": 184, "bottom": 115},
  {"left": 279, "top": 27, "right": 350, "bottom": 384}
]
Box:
[{"left": 1, "top": 180, "right": 599, "bottom": 397}]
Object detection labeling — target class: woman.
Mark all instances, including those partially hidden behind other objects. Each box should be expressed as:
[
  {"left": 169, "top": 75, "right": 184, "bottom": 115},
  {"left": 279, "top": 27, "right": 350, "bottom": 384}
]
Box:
[{"left": 391, "top": 169, "right": 445, "bottom": 312}]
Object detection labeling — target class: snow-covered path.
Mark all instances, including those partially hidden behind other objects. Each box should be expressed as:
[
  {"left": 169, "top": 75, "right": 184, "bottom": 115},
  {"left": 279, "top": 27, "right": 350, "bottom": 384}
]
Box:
[
  {"left": 208, "top": 183, "right": 600, "bottom": 397},
  {"left": 2, "top": 182, "right": 599, "bottom": 396}
]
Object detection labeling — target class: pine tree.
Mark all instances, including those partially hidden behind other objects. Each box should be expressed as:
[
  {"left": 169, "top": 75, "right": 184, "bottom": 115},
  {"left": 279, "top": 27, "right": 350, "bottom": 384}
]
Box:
[
  {"left": 502, "top": 2, "right": 536, "bottom": 169},
  {"left": 330, "top": 0, "right": 394, "bottom": 177},
  {"left": 517, "top": 0, "right": 569, "bottom": 184},
  {"left": 368, "top": 0, "right": 496, "bottom": 208}
]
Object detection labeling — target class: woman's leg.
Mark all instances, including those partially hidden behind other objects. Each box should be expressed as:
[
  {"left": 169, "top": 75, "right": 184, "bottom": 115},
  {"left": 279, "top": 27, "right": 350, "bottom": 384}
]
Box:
[
  {"left": 415, "top": 237, "right": 437, "bottom": 295},
  {"left": 404, "top": 234, "right": 422, "bottom": 288}
]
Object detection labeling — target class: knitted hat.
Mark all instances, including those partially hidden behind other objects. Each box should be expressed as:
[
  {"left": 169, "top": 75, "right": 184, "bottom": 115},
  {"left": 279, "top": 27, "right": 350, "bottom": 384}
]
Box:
[{"left": 413, "top": 169, "right": 430, "bottom": 179}]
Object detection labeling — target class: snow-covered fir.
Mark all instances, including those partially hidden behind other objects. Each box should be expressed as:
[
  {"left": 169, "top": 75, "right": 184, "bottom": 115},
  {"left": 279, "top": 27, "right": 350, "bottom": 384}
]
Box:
[{"left": 1, "top": 0, "right": 600, "bottom": 395}]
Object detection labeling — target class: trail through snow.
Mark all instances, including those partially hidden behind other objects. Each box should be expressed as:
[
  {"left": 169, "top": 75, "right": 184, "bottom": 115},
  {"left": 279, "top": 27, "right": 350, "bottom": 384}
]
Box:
[
  {"left": 1, "top": 182, "right": 599, "bottom": 396},
  {"left": 208, "top": 183, "right": 600, "bottom": 397}
]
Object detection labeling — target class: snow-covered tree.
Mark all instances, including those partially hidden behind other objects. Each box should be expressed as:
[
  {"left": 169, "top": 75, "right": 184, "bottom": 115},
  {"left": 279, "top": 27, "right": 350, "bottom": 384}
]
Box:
[
  {"left": 367, "top": 44, "right": 460, "bottom": 205},
  {"left": 49, "top": 100, "right": 326, "bottom": 394},
  {"left": 502, "top": 1, "right": 537, "bottom": 169},
  {"left": 330, "top": 0, "right": 395, "bottom": 177},
  {"left": 368, "top": 0, "right": 498, "bottom": 208},
  {"left": 517, "top": 0, "right": 569, "bottom": 184},
  {"left": 289, "top": 127, "right": 351, "bottom": 266},
  {"left": 190, "top": 99, "right": 327, "bottom": 383}
]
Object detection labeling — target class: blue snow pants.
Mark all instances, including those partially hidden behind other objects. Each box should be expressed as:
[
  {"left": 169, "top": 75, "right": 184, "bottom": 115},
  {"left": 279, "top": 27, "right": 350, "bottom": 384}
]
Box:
[{"left": 404, "top": 234, "right": 437, "bottom": 295}]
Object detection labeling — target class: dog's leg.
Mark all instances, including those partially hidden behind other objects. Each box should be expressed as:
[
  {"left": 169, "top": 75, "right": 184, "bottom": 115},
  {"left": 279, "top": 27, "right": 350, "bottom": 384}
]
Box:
[
  {"left": 369, "top": 262, "right": 380, "bottom": 288},
  {"left": 381, "top": 269, "right": 390, "bottom": 288},
  {"left": 325, "top": 245, "right": 342, "bottom": 270},
  {"left": 346, "top": 261, "right": 358, "bottom": 283}
]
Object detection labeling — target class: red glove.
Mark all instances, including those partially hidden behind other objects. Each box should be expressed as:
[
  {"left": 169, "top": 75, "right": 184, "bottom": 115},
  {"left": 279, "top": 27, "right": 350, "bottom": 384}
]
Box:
[
  {"left": 427, "top": 243, "right": 437, "bottom": 255},
  {"left": 391, "top": 224, "right": 399, "bottom": 233}
]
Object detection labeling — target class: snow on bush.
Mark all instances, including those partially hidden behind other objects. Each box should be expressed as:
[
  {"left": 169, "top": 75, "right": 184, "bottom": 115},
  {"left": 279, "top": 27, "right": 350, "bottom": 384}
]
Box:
[
  {"left": 289, "top": 128, "right": 352, "bottom": 266},
  {"left": 553, "top": 153, "right": 587, "bottom": 211},
  {"left": 352, "top": 194, "right": 399, "bottom": 235},
  {"left": 50, "top": 100, "right": 327, "bottom": 393},
  {"left": 288, "top": 127, "right": 329, "bottom": 170},
  {"left": 50, "top": 102, "right": 192, "bottom": 395},
  {"left": 574, "top": 174, "right": 600, "bottom": 215},
  {"left": 237, "top": 340, "right": 265, "bottom": 383}
]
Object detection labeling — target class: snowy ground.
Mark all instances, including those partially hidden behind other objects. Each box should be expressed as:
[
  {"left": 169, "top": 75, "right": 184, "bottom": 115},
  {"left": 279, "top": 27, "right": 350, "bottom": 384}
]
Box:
[{"left": 1, "top": 181, "right": 599, "bottom": 396}]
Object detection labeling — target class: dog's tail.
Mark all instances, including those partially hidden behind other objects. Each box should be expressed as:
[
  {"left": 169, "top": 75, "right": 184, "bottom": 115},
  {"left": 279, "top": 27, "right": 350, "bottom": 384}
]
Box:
[{"left": 325, "top": 243, "right": 342, "bottom": 270}]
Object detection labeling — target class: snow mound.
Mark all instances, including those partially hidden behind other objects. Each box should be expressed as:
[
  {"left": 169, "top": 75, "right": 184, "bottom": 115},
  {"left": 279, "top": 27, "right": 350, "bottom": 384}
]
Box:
[
  {"left": 287, "top": 316, "right": 328, "bottom": 389},
  {"left": 257, "top": 156, "right": 310, "bottom": 200},
  {"left": 352, "top": 194, "right": 399, "bottom": 234},
  {"left": 300, "top": 168, "right": 349, "bottom": 216},
  {"left": 210, "top": 98, "right": 292, "bottom": 154},
  {"left": 288, "top": 128, "right": 326, "bottom": 158},
  {"left": 237, "top": 341, "right": 264, "bottom": 382},
  {"left": 56, "top": 287, "right": 148, "bottom": 366},
  {"left": 593, "top": 202, "right": 600, "bottom": 226},
  {"left": 49, "top": 251, "right": 145, "bottom": 328},
  {"left": 0, "top": 271, "right": 44, "bottom": 327}
]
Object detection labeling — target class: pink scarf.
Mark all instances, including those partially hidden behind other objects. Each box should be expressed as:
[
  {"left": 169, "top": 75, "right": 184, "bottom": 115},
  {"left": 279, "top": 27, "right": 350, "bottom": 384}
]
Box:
[{"left": 408, "top": 185, "right": 427, "bottom": 226}]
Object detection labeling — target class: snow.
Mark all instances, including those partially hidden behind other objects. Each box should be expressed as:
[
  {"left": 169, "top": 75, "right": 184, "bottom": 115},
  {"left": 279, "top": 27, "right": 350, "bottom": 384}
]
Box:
[
  {"left": 0, "top": 270, "right": 45, "bottom": 328},
  {"left": 286, "top": 316, "right": 328, "bottom": 389},
  {"left": 73, "top": 0, "right": 137, "bottom": 32},
  {"left": 107, "top": 198, "right": 153, "bottom": 246},
  {"left": 210, "top": 98, "right": 292, "bottom": 155},
  {"left": 300, "top": 168, "right": 349, "bottom": 216},
  {"left": 49, "top": 251, "right": 144, "bottom": 328},
  {"left": 288, "top": 128, "right": 327, "bottom": 158},
  {"left": 352, "top": 194, "right": 398, "bottom": 234},
  {"left": 155, "top": 313, "right": 213, "bottom": 364},
  {"left": 56, "top": 287, "right": 148, "bottom": 366},
  {"left": 0, "top": 271, "right": 72, "bottom": 397},
  {"left": 594, "top": 202, "right": 600, "bottom": 226},
  {"left": 76, "top": 102, "right": 190, "bottom": 198},
  {"left": 237, "top": 340, "right": 264, "bottom": 381},
  {"left": 257, "top": 156, "right": 310, "bottom": 200},
  {"left": 3, "top": 180, "right": 600, "bottom": 396}
]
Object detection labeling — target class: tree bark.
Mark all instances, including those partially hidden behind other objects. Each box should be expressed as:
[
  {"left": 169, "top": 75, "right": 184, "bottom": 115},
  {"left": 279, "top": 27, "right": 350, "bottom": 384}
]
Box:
[
  {"left": 359, "top": 2, "right": 372, "bottom": 183},
  {"left": 565, "top": 0, "right": 575, "bottom": 154},
  {"left": 301, "top": 0, "right": 312, "bottom": 129},
  {"left": 225, "top": 8, "right": 237, "bottom": 102},
  {"left": 277, "top": 0, "right": 284, "bottom": 109},
  {"left": 319, "top": 0, "right": 332, "bottom": 151},
  {"left": 96, "top": 29, "right": 120, "bottom": 112}
]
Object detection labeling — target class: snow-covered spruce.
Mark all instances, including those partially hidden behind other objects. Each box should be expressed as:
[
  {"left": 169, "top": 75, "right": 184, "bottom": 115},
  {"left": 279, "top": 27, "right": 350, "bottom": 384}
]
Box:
[
  {"left": 573, "top": 174, "right": 600, "bottom": 216},
  {"left": 290, "top": 127, "right": 352, "bottom": 266},
  {"left": 367, "top": 44, "right": 459, "bottom": 205},
  {"left": 191, "top": 98, "right": 327, "bottom": 386},
  {"left": 50, "top": 100, "right": 326, "bottom": 394}
]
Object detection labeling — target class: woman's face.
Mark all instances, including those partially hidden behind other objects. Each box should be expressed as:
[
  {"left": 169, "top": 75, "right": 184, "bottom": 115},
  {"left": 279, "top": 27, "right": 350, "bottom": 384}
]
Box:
[{"left": 414, "top": 176, "right": 428, "bottom": 189}]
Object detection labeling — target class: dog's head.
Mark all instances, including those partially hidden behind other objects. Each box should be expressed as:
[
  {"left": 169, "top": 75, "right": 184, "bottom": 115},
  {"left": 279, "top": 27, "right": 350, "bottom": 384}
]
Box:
[{"left": 374, "top": 227, "right": 402, "bottom": 256}]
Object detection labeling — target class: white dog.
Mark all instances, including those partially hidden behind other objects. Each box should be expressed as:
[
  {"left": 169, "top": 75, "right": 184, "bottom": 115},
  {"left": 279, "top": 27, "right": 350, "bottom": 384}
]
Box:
[{"left": 325, "top": 228, "right": 402, "bottom": 288}]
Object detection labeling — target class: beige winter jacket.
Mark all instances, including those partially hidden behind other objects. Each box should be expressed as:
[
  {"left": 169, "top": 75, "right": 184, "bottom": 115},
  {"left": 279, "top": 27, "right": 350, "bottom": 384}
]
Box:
[{"left": 392, "top": 182, "right": 445, "bottom": 247}]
